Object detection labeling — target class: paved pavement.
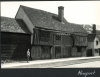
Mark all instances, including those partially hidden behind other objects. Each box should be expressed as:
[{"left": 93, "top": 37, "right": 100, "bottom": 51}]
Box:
[{"left": 1, "top": 56, "right": 100, "bottom": 68}]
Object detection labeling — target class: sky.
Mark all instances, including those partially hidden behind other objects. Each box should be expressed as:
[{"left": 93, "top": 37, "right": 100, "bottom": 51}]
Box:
[{"left": 1, "top": 1, "right": 100, "bottom": 30}]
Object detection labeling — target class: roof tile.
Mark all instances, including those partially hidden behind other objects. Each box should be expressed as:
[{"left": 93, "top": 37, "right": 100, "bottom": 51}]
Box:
[
  {"left": 20, "top": 5, "right": 87, "bottom": 34},
  {"left": 1, "top": 16, "right": 30, "bottom": 34}
]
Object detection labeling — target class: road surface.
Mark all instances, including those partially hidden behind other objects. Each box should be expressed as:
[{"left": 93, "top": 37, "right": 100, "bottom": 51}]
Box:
[
  {"left": 5, "top": 57, "right": 100, "bottom": 68},
  {"left": 54, "top": 61, "right": 100, "bottom": 68}
]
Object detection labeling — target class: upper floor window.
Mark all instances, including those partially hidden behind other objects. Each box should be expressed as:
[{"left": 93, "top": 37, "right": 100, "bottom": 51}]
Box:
[
  {"left": 40, "top": 30, "right": 50, "bottom": 38},
  {"left": 56, "top": 35, "right": 61, "bottom": 40},
  {"left": 96, "top": 41, "right": 98, "bottom": 45}
]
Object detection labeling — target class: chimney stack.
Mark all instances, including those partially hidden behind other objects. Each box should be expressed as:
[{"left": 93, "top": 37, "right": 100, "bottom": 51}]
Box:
[
  {"left": 58, "top": 6, "right": 64, "bottom": 22},
  {"left": 92, "top": 24, "right": 96, "bottom": 34}
]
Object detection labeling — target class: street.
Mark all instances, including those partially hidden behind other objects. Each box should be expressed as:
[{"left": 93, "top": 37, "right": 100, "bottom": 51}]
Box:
[
  {"left": 2, "top": 57, "right": 99, "bottom": 68},
  {"left": 54, "top": 61, "right": 100, "bottom": 68}
]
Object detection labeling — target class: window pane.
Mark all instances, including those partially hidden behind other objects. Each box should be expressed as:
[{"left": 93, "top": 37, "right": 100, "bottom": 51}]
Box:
[
  {"left": 40, "top": 30, "right": 50, "bottom": 38},
  {"left": 56, "top": 35, "right": 61, "bottom": 40},
  {"left": 96, "top": 41, "right": 98, "bottom": 45}
]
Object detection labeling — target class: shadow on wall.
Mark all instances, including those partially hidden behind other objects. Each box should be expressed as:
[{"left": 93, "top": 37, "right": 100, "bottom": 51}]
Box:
[{"left": 11, "top": 43, "right": 30, "bottom": 60}]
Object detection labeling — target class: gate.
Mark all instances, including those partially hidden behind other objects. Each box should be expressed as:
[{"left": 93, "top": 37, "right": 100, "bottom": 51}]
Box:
[{"left": 87, "top": 49, "right": 92, "bottom": 57}]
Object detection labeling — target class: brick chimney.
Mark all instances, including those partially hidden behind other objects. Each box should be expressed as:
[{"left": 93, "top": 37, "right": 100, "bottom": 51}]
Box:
[
  {"left": 58, "top": 6, "right": 64, "bottom": 22},
  {"left": 92, "top": 24, "right": 96, "bottom": 34}
]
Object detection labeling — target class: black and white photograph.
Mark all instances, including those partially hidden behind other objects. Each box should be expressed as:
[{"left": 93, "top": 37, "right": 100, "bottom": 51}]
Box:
[{"left": 1, "top": 1, "right": 100, "bottom": 69}]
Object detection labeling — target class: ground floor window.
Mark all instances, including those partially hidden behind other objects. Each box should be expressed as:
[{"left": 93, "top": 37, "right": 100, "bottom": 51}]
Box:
[{"left": 95, "top": 49, "right": 99, "bottom": 53}]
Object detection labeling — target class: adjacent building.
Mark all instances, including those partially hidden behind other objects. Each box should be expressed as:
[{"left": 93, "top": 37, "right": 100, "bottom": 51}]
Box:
[
  {"left": 1, "top": 17, "right": 31, "bottom": 60},
  {"left": 93, "top": 30, "right": 100, "bottom": 56},
  {"left": 83, "top": 24, "right": 100, "bottom": 56}
]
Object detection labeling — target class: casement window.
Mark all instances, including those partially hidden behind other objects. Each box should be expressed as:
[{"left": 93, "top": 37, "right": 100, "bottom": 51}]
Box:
[
  {"left": 74, "top": 35, "right": 80, "bottom": 45},
  {"left": 55, "top": 35, "right": 61, "bottom": 40},
  {"left": 40, "top": 30, "right": 50, "bottom": 38},
  {"left": 96, "top": 41, "right": 98, "bottom": 45},
  {"left": 55, "top": 47, "right": 61, "bottom": 53}
]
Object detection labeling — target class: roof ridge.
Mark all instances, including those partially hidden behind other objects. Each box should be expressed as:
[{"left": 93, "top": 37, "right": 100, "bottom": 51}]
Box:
[
  {"left": 20, "top": 5, "right": 57, "bottom": 15},
  {"left": 1, "top": 15, "right": 30, "bottom": 34},
  {"left": 1, "top": 16, "right": 15, "bottom": 19},
  {"left": 18, "top": 5, "right": 87, "bottom": 34}
]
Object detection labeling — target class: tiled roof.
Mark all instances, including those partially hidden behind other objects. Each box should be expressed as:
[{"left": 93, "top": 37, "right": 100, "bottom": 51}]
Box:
[
  {"left": 20, "top": 5, "right": 87, "bottom": 34},
  {"left": 96, "top": 30, "right": 100, "bottom": 40},
  {"left": 1, "top": 16, "right": 31, "bottom": 34},
  {"left": 96, "top": 30, "right": 100, "bottom": 35},
  {"left": 87, "top": 30, "right": 100, "bottom": 41},
  {"left": 87, "top": 34, "right": 96, "bottom": 42}
]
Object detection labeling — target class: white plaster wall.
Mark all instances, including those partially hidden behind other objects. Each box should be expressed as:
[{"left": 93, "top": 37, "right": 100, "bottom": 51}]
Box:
[
  {"left": 93, "top": 36, "right": 100, "bottom": 56},
  {"left": 15, "top": 7, "right": 34, "bottom": 33},
  {"left": 87, "top": 37, "right": 100, "bottom": 56},
  {"left": 94, "top": 36, "right": 100, "bottom": 49},
  {"left": 86, "top": 41, "right": 94, "bottom": 56}
]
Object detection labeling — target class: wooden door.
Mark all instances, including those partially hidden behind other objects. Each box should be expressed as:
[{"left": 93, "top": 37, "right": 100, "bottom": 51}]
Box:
[
  {"left": 55, "top": 47, "right": 61, "bottom": 58},
  {"left": 31, "top": 46, "right": 41, "bottom": 60},
  {"left": 41, "top": 46, "right": 51, "bottom": 59},
  {"left": 87, "top": 49, "right": 92, "bottom": 57}
]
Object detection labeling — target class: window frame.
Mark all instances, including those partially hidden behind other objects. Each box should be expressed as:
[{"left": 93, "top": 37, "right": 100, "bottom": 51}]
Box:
[
  {"left": 96, "top": 40, "right": 98, "bottom": 45},
  {"left": 55, "top": 35, "right": 61, "bottom": 40},
  {"left": 40, "top": 30, "right": 50, "bottom": 38}
]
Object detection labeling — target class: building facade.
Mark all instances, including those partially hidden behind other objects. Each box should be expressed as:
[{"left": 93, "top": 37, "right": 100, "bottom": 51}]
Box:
[
  {"left": 1, "top": 5, "right": 88, "bottom": 60},
  {"left": 15, "top": 5, "right": 88, "bottom": 60}
]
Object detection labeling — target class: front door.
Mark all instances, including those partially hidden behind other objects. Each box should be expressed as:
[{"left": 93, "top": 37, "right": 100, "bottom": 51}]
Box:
[
  {"left": 55, "top": 47, "right": 61, "bottom": 58},
  {"left": 41, "top": 46, "right": 51, "bottom": 59}
]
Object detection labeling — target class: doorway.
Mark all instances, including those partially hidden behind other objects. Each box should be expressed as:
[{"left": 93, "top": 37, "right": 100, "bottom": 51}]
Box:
[
  {"left": 55, "top": 47, "right": 61, "bottom": 58},
  {"left": 87, "top": 49, "right": 92, "bottom": 57},
  {"left": 41, "top": 46, "right": 51, "bottom": 59}
]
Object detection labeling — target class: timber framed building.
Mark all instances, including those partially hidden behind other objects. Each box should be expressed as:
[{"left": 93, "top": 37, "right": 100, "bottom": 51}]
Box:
[{"left": 1, "top": 5, "right": 88, "bottom": 60}]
